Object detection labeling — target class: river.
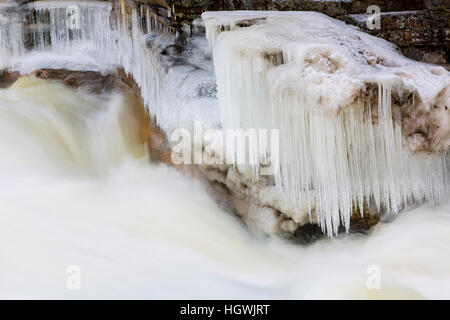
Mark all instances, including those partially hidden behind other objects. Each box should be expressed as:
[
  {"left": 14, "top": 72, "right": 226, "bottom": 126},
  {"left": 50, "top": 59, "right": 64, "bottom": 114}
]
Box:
[{"left": 0, "top": 76, "right": 449, "bottom": 299}]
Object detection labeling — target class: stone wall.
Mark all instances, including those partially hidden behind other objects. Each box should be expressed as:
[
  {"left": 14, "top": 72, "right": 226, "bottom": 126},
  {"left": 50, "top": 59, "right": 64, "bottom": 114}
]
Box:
[
  {"left": 341, "top": 2, "right": 449, "bottom": 65},
  {"left": 129, "top": 0, "right": 449, "bottom": 65}
]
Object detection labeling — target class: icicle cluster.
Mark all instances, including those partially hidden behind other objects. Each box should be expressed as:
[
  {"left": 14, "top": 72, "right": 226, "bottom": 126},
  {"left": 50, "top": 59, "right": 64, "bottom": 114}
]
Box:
[
  {"left": 1, "top": 2, "right": 114, "bottom": 68},
  {"left": 0, "top": 1, "right": 176, "bottom": 130},
  {"left": 0, "top": 8, "right": 24, "bottom": 69},
  {"left": 204, "top": 11, "right": 449, "bottom": 236}
]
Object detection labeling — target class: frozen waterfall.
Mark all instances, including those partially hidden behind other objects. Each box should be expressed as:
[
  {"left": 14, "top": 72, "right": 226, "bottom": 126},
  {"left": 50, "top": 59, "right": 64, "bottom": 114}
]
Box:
[
  {"left": 0, "top": 1, "right": 185, "bottom": 132},
  {"left": 0, "top": 2, "right": 448, "bottom": 236},
  {"left": 203, "top": 11, "right": 449, "bottom": 235}
]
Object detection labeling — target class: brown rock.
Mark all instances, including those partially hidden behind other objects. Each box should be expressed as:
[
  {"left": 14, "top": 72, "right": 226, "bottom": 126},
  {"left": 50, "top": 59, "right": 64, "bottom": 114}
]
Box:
[
  {"left": 116, "top": 67, "right": 179, "bottom": 168},
  {"left": 32, "top": 69, "right": 130, "bottom": 94},
  {"left": 381, "top": 11, "right": 432, "bottom": 30},
  {"left": 0, "top": 71, "right": 21, "bottom": 88},
  {"left": 348, "top": 205, "right": 380, "bottom": 233}
]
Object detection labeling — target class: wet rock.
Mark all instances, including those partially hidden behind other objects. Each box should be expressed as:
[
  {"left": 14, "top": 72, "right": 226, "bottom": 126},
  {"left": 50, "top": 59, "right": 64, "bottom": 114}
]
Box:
[
  {"left": 0, "top": 71, "right": 21, "bottom": 88},
  {"left": 401, "top": 46, "right": 448, "bottom": 66},
  {"left": 294, "top": 223, "right": 324, "bottom": 245},
  {"left": 116, "top": 67, "right": 178, "bottom": 167},
  {"left": 348, "top": 207, "right": 380, "bottom": 233},
  {"left": 160, "top": 44, "right": 184, "bottom": 56},
  {"left": 32, "top": 69, "right": 131, "bottom": 94}
]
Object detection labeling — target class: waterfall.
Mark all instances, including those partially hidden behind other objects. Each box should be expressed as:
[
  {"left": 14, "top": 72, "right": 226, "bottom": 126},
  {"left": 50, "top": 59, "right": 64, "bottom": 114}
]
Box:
[
  {"left": 0, "top": 2, "right": 448, "bottom": 236},
  {"left": 0, "top": 7, "right": 24, "bottom": 69},
  {"left": 1, "top": 1, "right": 450, "bottom": 299},
  {"left": 0, "top": 1, "right": 176, "bottom": 130},
  {"left": 0, "top": 1, "right": 114, "bottom": 69},
  {"left": 0, "top": 76, "right": 148, "bottom": 174}
]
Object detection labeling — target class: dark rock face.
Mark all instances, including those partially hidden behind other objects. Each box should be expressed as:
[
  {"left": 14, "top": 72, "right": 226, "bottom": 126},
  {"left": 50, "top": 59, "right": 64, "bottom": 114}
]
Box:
[
  {"left": 0, "top": 71, "right": 21, "bottom": 88},
  {"left": 128, "top": 0, "right": 449, "bottom": 65},
  {"left": 341, "top": 9, "right": 449, "bottom": 66},
  {"left": 160, "top": 0, "right": 427, "bottom": 19},
  {"left": 294, "top": 223, "right": 324, "bottom": 245}
]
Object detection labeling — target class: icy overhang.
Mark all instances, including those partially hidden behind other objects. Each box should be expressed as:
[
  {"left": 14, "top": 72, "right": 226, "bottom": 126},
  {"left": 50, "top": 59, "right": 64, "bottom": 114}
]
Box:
[
  {"left": 202, "top": 10, "right": 449, "bottom": 151},
  {"left": 203, "top": 11, "right": 449, "bottom": 235}
]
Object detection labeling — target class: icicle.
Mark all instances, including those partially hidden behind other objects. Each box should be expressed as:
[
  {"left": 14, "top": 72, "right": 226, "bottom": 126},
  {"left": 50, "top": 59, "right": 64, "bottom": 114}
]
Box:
[
  {"left": 146, "top": 8, "right": 150, "bottom": 33},
  {"left": 0, "top": 12, "right": 24, "bottom": 69},
  {"left": 208, "top": 11, "right": 449, "bottom": 236},
  {"left": 0, "top": 1, "right": 171, "bottom": 131}
]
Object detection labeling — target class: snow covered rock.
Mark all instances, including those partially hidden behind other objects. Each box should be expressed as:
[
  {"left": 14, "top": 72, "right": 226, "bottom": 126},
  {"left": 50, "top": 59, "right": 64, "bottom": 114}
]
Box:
[{"left": 203, "top": 11, "right": 449, "bottom": 236}]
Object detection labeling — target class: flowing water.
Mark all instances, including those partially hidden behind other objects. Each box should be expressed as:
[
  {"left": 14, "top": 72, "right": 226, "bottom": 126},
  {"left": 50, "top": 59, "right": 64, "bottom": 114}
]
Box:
[{"left": 0, "top": 76, "right": 449, "bottom": 299}]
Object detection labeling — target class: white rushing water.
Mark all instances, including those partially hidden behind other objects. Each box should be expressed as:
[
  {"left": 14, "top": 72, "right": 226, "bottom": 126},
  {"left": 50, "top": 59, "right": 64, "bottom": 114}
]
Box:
[{"left": 0, "top": 76, "right": 449, "bottom": 299}]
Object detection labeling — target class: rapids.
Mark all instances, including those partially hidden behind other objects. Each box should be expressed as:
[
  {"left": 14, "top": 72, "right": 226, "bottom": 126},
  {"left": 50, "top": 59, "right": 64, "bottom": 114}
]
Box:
[{"left": 0, "top": 77, "right": 449, "bottom": 299}]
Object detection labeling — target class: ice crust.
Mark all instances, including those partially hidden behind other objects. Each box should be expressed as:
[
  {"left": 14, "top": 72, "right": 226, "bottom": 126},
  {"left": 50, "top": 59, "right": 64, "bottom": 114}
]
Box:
[{"left": 203, "top": 11, "right": 449, "bottom": 235}]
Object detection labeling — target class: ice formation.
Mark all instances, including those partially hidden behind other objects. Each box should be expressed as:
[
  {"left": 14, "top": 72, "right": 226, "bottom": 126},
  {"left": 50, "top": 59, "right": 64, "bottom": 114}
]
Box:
[
  {"left": 203, "top": 11, "right": 449, "bottom": 235},
  {"left": 0, "top": 2, "right": 448, "bottom": 236},
  {"left": 0, "top": 1, "right": 219, "bottom": 134}
]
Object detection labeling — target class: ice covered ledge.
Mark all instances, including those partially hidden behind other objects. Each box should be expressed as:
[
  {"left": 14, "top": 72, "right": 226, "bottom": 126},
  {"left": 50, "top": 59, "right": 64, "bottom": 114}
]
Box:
[
  {"left": 202, "top": 11, "right": 449, "bottom": 236},
  {"left": 1, "top": 1, "right": 448, "bottom": 239},
  {"left": 203, "top": 10, "right": 450, "bottom": 153}
]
